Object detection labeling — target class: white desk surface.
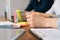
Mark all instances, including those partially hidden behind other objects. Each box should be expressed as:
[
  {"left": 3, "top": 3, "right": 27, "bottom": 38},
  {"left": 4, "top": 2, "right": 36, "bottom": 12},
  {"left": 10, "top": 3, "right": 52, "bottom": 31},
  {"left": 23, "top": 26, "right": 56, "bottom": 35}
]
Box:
[{"left": 30, "top": 28, "right": 60, "bottom": 40}]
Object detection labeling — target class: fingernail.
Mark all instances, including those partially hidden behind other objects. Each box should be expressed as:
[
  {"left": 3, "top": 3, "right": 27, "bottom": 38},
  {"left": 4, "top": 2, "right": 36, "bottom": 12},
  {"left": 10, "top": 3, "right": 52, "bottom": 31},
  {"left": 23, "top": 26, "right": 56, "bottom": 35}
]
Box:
[{"left": 26, "top": 12, "right": 30, "bottom": 16}]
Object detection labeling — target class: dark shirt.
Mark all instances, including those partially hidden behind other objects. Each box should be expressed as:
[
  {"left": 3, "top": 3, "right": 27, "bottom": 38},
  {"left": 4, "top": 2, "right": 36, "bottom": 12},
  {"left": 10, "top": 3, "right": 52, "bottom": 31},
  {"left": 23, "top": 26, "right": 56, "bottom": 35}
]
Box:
[{"left": 25, "top": 0, "right": 54, "bottom": 13}]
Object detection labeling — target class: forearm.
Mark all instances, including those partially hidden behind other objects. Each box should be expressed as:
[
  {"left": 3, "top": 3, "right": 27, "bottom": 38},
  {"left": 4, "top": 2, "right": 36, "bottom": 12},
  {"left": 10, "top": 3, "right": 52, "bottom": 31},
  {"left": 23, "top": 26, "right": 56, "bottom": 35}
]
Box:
[
  {"left": 39, "top": 13, "right": 56, "bottom": 18},
  {"left": 42, "top": 18, "right": 57, "bottom": 29},
  {"left": 42, "top": 14, "right": 55, "bottom": 18},
  {"left": 24, "top": 12, "right": 55, "bottom": 18}
]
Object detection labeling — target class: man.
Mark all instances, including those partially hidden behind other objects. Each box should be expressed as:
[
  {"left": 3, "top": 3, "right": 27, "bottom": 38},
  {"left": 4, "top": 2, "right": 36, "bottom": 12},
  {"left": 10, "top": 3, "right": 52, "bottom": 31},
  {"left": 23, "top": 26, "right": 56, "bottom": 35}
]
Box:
[
  {"left": 26, "top": 0, "right": 60, "bottom": 29},
  {"left": 25, "top": 0, "right": 54, "bottom": 13},
  {"left": 22, "top": 0, "right": 54, "bottom": 20},
  {"left": 26, "top": 12, "right": 57, "bottom": 28}
]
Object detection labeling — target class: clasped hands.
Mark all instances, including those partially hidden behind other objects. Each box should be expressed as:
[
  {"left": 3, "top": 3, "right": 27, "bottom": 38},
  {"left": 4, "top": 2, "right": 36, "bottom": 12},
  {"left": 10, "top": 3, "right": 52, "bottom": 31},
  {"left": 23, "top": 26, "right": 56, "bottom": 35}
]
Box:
[{"left": 23, "top": 12, "right": 57, "bottom": 28}]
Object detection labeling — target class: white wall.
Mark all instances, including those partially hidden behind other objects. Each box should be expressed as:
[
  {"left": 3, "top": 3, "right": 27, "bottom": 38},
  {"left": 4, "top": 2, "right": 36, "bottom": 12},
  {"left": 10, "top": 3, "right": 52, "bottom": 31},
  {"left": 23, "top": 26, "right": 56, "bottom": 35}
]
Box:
[
  {"left": 10, "top": 0, "right": 30, "bottom": 15},
  {"left": 0, "top": 0, "right": 6, "bottom": 17},
  {"left": 0, "top": 0, "right": 30, "bottom": 17}
]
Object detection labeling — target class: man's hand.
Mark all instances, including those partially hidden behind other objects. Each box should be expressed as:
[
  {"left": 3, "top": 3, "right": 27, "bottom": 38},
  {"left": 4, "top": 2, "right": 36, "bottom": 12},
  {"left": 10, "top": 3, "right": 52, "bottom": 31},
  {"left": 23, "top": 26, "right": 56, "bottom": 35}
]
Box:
[
  {"left": 21, "top": 11, "right": 55, "bottom": 21},
  {"left": 21, "top": 11, "right": 28, "bottom": 21},
  {"left": 26, "top": 12, "right": 57, "bottom": 28},
  {"left": 26, "top": 12, "right": 45, "bottom": 27}
]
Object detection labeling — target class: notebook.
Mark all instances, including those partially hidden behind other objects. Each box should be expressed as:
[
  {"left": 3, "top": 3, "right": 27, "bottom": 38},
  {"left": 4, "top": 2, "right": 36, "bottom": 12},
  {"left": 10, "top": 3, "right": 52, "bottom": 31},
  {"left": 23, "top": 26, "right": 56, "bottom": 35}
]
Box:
[{"left": 30, "top": 28, "right": 60, "bottom": 40}]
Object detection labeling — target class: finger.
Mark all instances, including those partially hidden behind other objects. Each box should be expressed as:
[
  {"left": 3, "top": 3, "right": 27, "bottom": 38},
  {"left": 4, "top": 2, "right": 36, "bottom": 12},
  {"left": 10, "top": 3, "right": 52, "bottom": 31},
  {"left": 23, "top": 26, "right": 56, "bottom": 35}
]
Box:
[
  {"left": 26, "top": 12, "right": 35, "bottom": 17},
  {"left": 26, "top": 15, "right": 30, "bottom": 19},
  {"left": 26, "top": 12, "right": 31, "bottom": 19},
  {"left": 26, "top": 13, "right": 34, "bottom": 19},
  {"left": 26, "top": 12, "right": 31, "bottom": 16},
  {"left": 27, "top": 20, "right": 35, "bottom": 27},
  {"left": 27, "top": 17, "right": 33, "bottom": 21}
]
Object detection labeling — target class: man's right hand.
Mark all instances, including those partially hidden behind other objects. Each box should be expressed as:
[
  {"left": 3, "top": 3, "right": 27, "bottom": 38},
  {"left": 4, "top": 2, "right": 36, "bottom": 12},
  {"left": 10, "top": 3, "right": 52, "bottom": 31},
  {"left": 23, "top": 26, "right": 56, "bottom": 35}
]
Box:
[{"left": 26, "top": 12, "right": 57, "bottom": 28}]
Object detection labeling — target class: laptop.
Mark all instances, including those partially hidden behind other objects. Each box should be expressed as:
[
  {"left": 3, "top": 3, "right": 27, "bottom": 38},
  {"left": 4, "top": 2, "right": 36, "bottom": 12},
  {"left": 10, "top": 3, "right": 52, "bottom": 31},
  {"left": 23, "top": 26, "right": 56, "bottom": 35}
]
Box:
[{"left": 30, "top": 28, "right": 60, "bottom": 40}]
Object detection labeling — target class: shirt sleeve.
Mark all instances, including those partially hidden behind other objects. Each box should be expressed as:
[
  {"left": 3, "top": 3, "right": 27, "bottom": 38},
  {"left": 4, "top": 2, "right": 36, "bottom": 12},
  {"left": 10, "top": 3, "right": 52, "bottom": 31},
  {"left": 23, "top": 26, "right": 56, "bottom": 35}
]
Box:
[
  {"left": 37, "top": 0, "right": 54, "bottom": 13},
  {"left": 25, "top": 0, "right": 33, "bottom": 11},
  {"left": 46, "top": 4, "right": 55, "bottom": 14}
]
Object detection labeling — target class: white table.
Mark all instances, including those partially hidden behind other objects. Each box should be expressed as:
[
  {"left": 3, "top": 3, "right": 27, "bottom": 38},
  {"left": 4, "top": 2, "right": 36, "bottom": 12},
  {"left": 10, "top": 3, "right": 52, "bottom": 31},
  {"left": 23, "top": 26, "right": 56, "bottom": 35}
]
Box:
[{"left": 0, "top": 28, "right": 25, "bottom": 40}]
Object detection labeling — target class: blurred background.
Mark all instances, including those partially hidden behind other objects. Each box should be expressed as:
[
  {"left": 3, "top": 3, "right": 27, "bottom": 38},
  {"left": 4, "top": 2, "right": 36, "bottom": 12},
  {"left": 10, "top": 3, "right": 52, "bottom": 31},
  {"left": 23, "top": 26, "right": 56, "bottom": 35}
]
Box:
[{"left": 0, "top": 0, "right": 30, "bottom": 19}]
